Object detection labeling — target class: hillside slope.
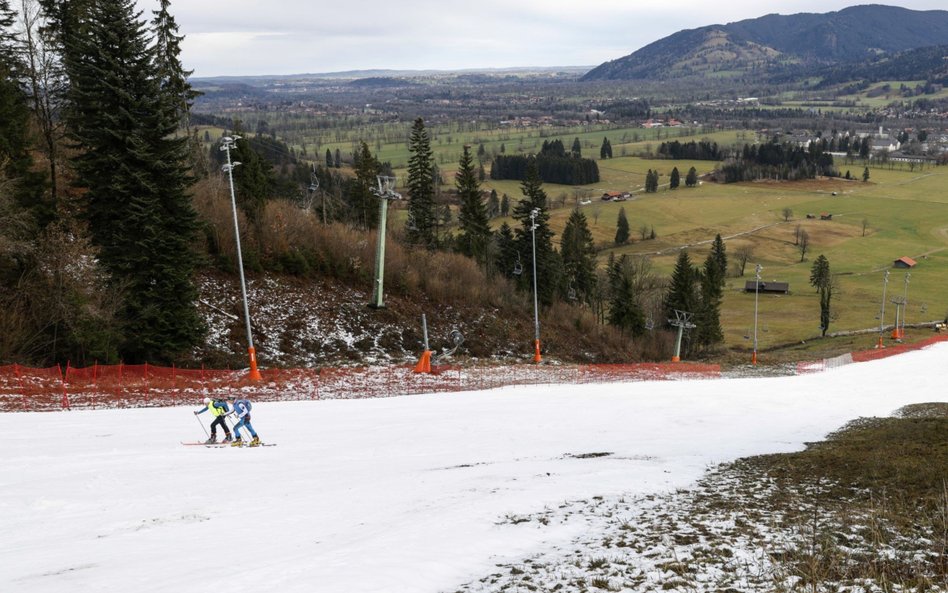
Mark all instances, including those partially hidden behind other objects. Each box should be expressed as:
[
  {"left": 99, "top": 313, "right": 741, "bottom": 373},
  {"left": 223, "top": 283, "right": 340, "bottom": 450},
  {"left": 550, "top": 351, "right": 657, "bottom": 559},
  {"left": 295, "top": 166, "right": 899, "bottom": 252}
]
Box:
[{"left": 582, "top": 5, "right": 948, "bottom": 81}]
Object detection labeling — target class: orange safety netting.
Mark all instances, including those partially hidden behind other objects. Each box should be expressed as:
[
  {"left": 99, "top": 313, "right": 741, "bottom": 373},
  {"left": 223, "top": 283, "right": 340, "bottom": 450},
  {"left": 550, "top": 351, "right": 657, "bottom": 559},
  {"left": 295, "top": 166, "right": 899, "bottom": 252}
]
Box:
[{"left": 0, "top": 360, "right": 722, "bottom": 412}]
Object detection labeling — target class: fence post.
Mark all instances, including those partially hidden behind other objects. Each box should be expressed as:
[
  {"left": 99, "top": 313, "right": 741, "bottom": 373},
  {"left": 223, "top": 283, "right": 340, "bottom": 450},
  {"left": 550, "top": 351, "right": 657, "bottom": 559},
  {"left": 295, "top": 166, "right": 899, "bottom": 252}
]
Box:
[{"left": 60, "top": 362, "right": 70, "bottom": 411}]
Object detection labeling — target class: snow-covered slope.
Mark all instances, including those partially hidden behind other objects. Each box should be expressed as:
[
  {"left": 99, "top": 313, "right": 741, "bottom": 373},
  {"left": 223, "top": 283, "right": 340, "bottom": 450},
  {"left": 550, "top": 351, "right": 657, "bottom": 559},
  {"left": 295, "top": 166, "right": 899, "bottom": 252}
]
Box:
[{"left": 2, "top": 343, "right": 946, "bottom": 593}]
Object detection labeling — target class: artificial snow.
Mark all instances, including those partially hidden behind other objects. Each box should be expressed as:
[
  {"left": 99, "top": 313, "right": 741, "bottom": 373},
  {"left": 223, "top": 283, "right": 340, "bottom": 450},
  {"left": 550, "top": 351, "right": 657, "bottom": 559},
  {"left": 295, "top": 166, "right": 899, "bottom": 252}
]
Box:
[{"left": 2, "top": 343, "right": 946, "bottom": 592}]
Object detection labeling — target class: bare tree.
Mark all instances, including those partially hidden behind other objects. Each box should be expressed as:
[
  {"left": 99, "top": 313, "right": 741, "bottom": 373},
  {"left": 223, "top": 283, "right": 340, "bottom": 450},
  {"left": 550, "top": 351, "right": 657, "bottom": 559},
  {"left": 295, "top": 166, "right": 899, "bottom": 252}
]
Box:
[
  {"left": 18, "top": 0, "right": 66, "bottom": 203},
  {"left": 639, "top": 224, "right": 650, "bottom": 241},
  {"left": 798, "top": 230, "right": 810, "bottom": 262},
  {"left": 782, "top": 207, "right": 793, "bottom": 222},
  {"left": 734, "top": 245, "right": 753, "bottom": 276},
  {"left": 862, "top": 218, "right": 870, "bottom": 237},
  {"left": 794, "top": 224, "right": 802, "bottom": 245}
]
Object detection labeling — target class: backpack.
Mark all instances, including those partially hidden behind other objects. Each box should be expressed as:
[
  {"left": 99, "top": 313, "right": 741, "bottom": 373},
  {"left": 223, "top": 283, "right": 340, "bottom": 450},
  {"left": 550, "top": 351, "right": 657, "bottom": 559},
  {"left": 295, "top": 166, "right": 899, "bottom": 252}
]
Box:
[{"left": 235, "top": 399, "right": 252, "bottom": 413}]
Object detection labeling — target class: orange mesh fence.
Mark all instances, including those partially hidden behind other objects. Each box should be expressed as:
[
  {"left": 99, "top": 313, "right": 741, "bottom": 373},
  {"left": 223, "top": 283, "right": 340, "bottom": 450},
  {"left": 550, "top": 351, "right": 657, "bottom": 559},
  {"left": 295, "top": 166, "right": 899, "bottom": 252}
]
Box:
[
  {"left": 850, "top": 334, "right": 948, "bottom": 363},
  {"left": 1, "top": 359, "right": 721, "bottom": 412}
]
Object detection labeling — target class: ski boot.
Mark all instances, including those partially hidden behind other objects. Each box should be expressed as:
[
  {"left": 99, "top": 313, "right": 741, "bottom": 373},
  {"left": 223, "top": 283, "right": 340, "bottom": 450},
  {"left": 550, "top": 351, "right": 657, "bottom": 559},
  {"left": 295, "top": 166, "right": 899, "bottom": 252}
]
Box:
[
  {"left": 249, "top": 436, "right": 261, "bottom": 447},
  {"left": 222, "top": 435, "right": 233, "bottom": 443},
  {"left": 230, "top": 437, "right": 243, "bottom": 447},
  {"left": 205, "top": 436, "right": 217, "bottom": 444}
]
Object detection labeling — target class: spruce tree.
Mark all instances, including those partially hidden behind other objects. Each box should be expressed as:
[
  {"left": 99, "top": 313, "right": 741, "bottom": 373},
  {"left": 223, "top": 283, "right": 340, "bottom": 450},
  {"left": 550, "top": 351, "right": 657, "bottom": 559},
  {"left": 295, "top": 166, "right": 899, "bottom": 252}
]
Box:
[
  {"left": 60, "top": 0, "right": 203, "bottom": 362},
  {"left": 151, "top": 0, "right": 198, "bottom": 131},
  {"left": 810, "top": 254, "right": 832, "bottom": 336},
  {"left": 664, "top": 250, "right": 699, "bottom": 332},
  {"left": 560, "top": 207, "right": 596, "bottom": 304},
  {"left": 607, "top": 256, "right": 645, "bottom": 336},
  {"left": 406, "top": 117, "right": 435, "bottom": 246},
  {"left": 513, "top": 160, "right": 561, "bottom": 305},
  {"left": 615, "top": 206, "right": 630, "bottom": 245},
  {"left": 227, "top": 122, "right": 273, "bottom": 222},
  {"left": 709, "top": 234, "right": 727, "bottom": 285},
  {"left": 455, "top": 145, "right": 491, "bottom": 264},
  {"left": 696, "top": 251, "right": 724, "bottom": 348},
  {"left": 571, "top": 137, "right": 582, "bottom": 158},
  {"left": 669, "top": 166, "right": 680, "bottom": 189},
  {"left": 326, "top": 148, "right": 333, "bottom": 169},
  {"left": 350, "top": 141, "right": 381, "bottom": 229},
  {"left": 487, "top": 189, "right": 499, "bottom": 218},
  {"left": 494, "top": 222, "right": 517, "bottom": 279}
]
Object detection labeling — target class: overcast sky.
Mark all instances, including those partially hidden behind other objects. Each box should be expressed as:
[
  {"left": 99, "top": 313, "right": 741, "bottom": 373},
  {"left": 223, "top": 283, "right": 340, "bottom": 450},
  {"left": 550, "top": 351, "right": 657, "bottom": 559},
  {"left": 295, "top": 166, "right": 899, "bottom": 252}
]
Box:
[{"left": 134, "top": 1, "right": 948, "bottom": 77}]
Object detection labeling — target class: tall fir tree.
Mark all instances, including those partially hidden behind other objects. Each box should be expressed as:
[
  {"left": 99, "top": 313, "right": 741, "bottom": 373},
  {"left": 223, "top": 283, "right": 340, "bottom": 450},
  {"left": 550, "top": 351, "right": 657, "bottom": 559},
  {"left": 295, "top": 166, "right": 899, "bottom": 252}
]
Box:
[
  {"left": 350, "top": 141, "right": 380, "bottom": 229},
  {"left": 669, "top": 166, "right": 680, "bottom": 189},
  {"left": 60, "top": 0, "right": 203, "bottom": 362},
  {"left": 615, "top": 206, "right": 630, "bottom": 245},
  {"left": 607, "top": 255, "right": 646, "bottom": 336},
  {"left": 663, "top": 250, "right": 699, "bottom": 334},
  {"left": 685, "top": 166, "right": 698, "bottom": 187},
  {"left": 405, "top": 117, "right": 436, "bottom": 246},
  {"left": 696, "top": 251, "right": 724, "bottom": 348},
  {"left": 709, "top": 234, "right": 727, "bottom": 285},
  {"left": 810, "top": 254, "right": 832, "bottom": 336},
  {"left": 151, "top": 0, "right": 198, "bottom": 132},
  {"left": 455, "top": 145, "right": 491, "bottom": 265},
  {"left": 494, "top": 222, "right": 517, "bottom": 279},
  {"left": 560, "top": 207, "right": 597, "bottom": 304},
  {"left": 513, "top": 159, "right": 561, "bottom": 306}
]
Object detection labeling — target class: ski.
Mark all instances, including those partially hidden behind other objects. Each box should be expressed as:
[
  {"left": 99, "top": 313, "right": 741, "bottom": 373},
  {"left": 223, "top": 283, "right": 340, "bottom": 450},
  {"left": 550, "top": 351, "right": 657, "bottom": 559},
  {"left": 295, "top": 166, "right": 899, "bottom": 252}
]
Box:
[{"left": 181, "top": 441, "right": 275, "bottom": 447}]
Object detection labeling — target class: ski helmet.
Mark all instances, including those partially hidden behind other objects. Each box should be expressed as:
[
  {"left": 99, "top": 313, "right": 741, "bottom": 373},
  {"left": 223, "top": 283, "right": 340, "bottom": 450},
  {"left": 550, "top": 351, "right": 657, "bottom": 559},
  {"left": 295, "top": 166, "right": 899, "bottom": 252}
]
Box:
[{"left": 203, "top": 397, "right": 212, "bottom": 405}]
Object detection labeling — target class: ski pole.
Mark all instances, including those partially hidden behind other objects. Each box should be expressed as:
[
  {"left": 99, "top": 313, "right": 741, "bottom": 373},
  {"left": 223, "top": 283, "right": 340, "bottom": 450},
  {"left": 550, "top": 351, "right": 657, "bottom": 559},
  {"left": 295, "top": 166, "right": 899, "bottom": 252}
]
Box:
[{"left": 194, "top": 412, "right": 210, "bottom": 439}]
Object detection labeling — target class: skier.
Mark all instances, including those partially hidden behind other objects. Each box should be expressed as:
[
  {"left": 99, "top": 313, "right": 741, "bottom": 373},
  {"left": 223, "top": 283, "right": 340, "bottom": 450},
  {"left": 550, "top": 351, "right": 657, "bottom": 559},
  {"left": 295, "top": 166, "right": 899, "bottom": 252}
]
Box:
[
  {"left": 230, "top": 397, "right": 260, "bottom": 447},
  {"left": 194, "top": 397, "right": 232, "bottom": 444}
]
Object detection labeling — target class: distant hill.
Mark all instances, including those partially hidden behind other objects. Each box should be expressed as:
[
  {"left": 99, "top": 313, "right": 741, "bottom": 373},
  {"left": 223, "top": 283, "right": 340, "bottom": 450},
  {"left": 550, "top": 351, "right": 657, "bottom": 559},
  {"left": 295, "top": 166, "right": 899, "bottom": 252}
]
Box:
[{"left": 582, "top": 5, "right": 948, "bottom": 81}]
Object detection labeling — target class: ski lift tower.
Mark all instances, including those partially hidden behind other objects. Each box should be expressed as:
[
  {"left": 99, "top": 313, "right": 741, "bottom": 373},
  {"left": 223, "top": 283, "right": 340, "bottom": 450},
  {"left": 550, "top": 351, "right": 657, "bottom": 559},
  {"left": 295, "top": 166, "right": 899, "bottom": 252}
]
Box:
[
  {"left": 370, "top": 176, "right": 402, "bottom": 309},
  {"left": 221, "top": 135, "right": 261, "bottom": 381},
  {"left": 668, "top": 309, "right": 696, "bottom": 363}
]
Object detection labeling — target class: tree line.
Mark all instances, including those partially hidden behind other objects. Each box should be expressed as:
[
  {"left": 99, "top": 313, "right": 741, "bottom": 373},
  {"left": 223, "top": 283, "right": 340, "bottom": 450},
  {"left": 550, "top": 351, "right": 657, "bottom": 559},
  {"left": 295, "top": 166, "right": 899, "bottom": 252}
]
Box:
[{"left": 491, "top": 139, "right": 600, "bottom": 185}]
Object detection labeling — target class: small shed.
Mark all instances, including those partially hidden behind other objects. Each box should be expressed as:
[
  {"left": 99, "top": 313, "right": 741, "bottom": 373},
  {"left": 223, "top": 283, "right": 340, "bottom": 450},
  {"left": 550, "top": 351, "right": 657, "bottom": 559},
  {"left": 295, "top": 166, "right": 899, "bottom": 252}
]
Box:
[
  {"left": 893, "top": 256, "right": 917, "bottom": 269},
  {"left": 744, "top": 281, "right": 790, "bottom": 294}
]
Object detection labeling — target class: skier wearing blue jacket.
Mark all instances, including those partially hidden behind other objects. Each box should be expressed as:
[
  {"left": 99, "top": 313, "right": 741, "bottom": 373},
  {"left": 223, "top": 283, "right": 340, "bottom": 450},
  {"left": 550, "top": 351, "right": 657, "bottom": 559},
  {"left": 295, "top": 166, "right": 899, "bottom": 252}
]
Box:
[
  {"left": 194, "top": 397, "right": 232, "bottom": 444},
  {"left": 230, "top": 398, "right": 260, "bottom": 447}
]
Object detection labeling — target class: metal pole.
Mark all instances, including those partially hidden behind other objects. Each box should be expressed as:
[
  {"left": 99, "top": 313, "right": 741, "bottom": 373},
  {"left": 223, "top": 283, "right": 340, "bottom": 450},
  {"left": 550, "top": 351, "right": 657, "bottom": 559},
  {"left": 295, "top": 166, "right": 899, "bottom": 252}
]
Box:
[
  {"left": 221, "top": 136, "right": 261, "bottom": 381},
  {"left": 753, "top": 264, "right": 761, "bottom": 365},
  {"left": 877, "top": 269, "right": 889, "bottom": 348},
  {"left": 371, "top": 197, "right": 389, "bottom": 308},
  {"left": 672, "top": 325, "right": 684, "bottom": 362},
  {"left": 421, "top": 313, "right": 430, "bottom": 351},
  {"left": 530, "top": 208, "right": 541, "bottom": 363},
  {"left": 901, "top": 272, "right": 910, "bottom": 339}
]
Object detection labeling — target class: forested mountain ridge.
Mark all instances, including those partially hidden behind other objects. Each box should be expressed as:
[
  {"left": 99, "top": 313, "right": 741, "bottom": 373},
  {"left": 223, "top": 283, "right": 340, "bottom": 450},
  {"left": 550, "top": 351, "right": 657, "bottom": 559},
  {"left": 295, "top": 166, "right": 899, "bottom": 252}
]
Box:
[{"left": 582, "top": 5, "right": 948, "bottom": 81}]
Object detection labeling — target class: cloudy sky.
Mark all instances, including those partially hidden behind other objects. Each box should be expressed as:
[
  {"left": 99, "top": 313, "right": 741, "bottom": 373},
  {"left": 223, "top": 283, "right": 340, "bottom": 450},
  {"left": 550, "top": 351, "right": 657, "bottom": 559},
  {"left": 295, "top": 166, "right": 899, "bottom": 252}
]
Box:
[{"left": 135, "top": 1, "right": 947, "bottom": 77}]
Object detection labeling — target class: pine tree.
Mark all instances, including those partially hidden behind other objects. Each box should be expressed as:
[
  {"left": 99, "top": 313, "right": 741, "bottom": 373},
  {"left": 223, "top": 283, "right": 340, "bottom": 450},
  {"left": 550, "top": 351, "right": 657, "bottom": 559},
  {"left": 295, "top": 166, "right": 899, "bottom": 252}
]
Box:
[
  {"left": 228, "top": 122, "right": 273, "bottom": 221},
  {"left": 862, "top": 166, "right": 870, "bottom": 182},
  {"left": 334, "top": 148, "right": 341, "bottom": 168},
  {"left": 571, "top": 137, "right": 582, "bottom": 158},
  {"left": 325, "top": 148, "right": 333, "bottom": 169},
  {"left": 405, "top": 118, "right": 435, "bottom": 246},
  {"left": 513, "top": 159, "right": 561, "bottom": 305},
  {"left": 669, "top": 166, "right": 680, "bottom": 189},
  {"left": 487, "top": 189, "right": 499, "bottom": 218},
  {"left": 696, "top": 251, "right": 724, "bottom": 348},
  {"left": 500, "top": 193, "right": 510, "bottom": 217},
  {"left": 560, "top": 207, "right": 596, "bottom": 304},
  {"left": 60, "top": 0, "right": 203, "bottom": 362},
  {"left": 615, "top": 207, "right": 630, "bottom": 245},
  {"left": 709, "top": 234, "right": 727, "bottom": 284},
  {"left": 494, "top": 222, "right": 517, "bottom": 279},
  {"left": 455, "top": 145, "right": 491, "bottom": 264},
  {"left": 600, "top": 137, "right": 612, "bottom": 159}
]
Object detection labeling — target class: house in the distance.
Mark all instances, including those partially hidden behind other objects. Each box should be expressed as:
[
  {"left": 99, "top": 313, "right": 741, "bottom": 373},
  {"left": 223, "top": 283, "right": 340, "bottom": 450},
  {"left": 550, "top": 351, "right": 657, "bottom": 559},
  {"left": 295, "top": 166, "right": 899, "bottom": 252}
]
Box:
[{"left": 893, "top": 256, "right": 917, "bottom": 269}]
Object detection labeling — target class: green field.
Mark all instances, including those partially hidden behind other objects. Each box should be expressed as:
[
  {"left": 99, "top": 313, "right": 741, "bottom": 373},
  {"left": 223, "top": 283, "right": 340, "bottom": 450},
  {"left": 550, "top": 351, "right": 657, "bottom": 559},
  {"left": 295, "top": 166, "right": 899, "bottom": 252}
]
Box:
[{"left": 478, "top": 156, "right": 948, "bottom": 353}]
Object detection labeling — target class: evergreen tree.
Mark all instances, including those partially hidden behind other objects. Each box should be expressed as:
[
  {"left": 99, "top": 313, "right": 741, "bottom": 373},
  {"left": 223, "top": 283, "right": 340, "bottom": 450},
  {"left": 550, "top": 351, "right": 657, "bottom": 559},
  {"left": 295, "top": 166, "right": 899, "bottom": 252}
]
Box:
[
  {"left": 227, "top": 122, "right": 273, "bottom": 221},
  {"left": 696, "top": 250, "right": 724, "bottom": 348},
  {"left": 513, "top": 160, "right": 561, "bottom": 306},
  {"left": 500, "top": 193, "right": 509, "bottom": 217},
  {"left": 151, "top": 0, "right": 198, "bottom": 131},
  {"left": 60, "top": 0, "right": 203, "bottom": 362},
  {"left": 685, "top": 166, "right": 698, "bottom": 187},
  {"left": 405, "top": 118, "right": 435, "bottom": 246},
  {"left": 663, "top": 251, "right": 699, "bottom": 333},
  {"left": 326, "top": 148, "right": 333, "bottom": 169},
  {"left": 494, "top": 222, "right": 517, "bottom": 279},
  {"left": 810, "top": 254, "right": 833, "bottom": 336},
  {"left": 709, "top": 234, "right": 727, "bottom": 283},
  {"left": 600, "top": 137, "right": 612, "bottom": 159},
  {"left": 607, "top": 255, "right": 646, "bottom": 336},
  {"left": 455, "top": 145, "right": 491, "bottom": 264},
  {"left": 862, "top": 166, "right": 870, "bottom": 182},
  {"left": 669, "top": 166, "right": 680, "bottom": 189},
  {"left": 351, "top": 141, "right": 380, "bottom": 229},
  {"left": 571, "top": 137, "right": 582, "bottom": 158},
  {"left": 334, "top": 148, "right": 341, "bottom": 168},
  {"left": 487, "top": 189, "right": 499, "bottom": 218},
  {"left": 615, "top": 206, "right": 630, "bottom": 245},
  {"left": 560, "top": 207, "right": 596, "bottom": 304}
]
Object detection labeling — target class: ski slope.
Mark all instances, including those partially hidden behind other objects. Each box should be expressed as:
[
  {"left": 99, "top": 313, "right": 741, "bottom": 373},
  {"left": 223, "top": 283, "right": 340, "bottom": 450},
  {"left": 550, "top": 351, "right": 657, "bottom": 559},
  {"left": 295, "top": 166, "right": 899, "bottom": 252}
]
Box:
[{"left": 2, "top": 344, "right": 946, "bottom": 593}]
